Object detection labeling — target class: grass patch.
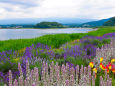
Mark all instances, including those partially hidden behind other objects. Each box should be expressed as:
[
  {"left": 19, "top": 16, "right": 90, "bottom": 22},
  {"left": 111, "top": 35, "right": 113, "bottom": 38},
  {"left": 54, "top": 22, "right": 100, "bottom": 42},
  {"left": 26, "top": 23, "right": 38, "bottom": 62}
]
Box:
[{"left": 0, "top": 27, "right": 115, "bottom": 52}]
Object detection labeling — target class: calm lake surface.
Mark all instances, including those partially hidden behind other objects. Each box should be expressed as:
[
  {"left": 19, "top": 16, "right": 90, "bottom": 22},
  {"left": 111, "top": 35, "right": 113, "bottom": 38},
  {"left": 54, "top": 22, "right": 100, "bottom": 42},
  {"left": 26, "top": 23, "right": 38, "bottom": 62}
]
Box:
[{"left": 0, "top": 28, "right": 94, "bottom": 40}]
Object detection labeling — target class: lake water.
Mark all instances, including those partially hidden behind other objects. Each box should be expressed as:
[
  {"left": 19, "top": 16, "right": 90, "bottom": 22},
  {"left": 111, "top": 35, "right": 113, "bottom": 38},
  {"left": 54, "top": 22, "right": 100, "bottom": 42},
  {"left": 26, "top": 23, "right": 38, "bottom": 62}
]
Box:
[{"left": 0, "top": 28, "right": 94, "bottom": 40}]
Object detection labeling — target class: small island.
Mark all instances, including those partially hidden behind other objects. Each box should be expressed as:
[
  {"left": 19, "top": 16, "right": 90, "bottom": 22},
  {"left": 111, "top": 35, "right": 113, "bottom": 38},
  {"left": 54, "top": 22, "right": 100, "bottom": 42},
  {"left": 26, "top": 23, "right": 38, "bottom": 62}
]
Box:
[{"left": 34, "top": 22, "right": 65, "bottom": 28}]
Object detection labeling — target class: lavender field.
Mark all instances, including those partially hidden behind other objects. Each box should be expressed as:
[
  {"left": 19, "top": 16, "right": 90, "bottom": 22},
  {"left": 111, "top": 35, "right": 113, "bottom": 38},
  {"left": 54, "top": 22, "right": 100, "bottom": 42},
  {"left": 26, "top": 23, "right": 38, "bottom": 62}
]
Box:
[{"left": 0, "top": 32, "right": 115, "bottom": 86}]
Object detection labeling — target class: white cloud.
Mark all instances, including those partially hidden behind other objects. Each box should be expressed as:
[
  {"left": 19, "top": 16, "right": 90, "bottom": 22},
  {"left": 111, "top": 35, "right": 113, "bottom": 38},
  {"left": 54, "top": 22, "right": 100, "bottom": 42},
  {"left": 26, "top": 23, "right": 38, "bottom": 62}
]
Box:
[{"left": 0, "top": 0, "right": 115, "bottom": 19}]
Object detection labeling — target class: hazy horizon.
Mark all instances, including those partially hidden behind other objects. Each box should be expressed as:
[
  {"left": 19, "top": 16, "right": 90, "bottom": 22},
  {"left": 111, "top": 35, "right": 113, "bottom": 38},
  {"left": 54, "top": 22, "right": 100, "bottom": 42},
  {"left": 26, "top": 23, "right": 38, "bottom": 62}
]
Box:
[{"left": 0, "top": 0, "right": 115, "bottom": 20}]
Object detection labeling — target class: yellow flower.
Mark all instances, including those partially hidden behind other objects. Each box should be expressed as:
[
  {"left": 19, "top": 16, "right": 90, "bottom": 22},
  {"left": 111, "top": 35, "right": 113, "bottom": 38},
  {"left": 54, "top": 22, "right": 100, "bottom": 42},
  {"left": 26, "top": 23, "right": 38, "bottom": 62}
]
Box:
[
  {"left": 109, "top": 64, "right": 112, "bottom": 70},
  {"left": 100, "top": 64, "right": 102, "bottom": 69},
  {"left": 100, "top": 57, "right": 103, "bottom": 63},
  {"left": 77, "top": 39, "right": 80, "bottom": 42},
  {"left": 89, "top": 62, "right": 94, "bottom": 68},
  {"left": 93, "top": 68, "right": 97, "bottom": 73},
  {"left": 111, "top": 59, "right": 115, "bottom": 63},
  {"left": 100, "top": 63, "right": 106, "bottom": 70}
]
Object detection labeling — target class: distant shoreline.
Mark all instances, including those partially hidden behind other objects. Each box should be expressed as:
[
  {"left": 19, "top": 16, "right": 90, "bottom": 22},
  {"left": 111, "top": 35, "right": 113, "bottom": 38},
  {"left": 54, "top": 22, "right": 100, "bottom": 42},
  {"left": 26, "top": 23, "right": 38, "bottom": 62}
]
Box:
[{"left": 0, "top": 27, "right": 97, "bottom": 30}]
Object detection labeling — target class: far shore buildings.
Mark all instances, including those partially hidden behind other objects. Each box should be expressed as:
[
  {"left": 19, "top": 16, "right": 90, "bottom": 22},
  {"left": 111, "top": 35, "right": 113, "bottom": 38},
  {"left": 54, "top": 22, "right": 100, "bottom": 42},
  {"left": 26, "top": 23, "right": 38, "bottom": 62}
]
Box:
[
  {"left": 15, "top": 26, "right": 23, "bottom": 28},
  {"left": 0, "top": 25, "right": 23, "bottom": 29},
  {"left": 82, "top": 24, "right": 90, "bottom": 27}
]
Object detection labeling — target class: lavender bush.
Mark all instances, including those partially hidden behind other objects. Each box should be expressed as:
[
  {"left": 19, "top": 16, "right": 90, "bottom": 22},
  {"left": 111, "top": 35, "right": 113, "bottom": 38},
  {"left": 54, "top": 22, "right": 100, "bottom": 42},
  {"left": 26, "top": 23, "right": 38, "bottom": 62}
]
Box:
[{"left": 0, "top": 43, "right": 52, "bottom": 84}]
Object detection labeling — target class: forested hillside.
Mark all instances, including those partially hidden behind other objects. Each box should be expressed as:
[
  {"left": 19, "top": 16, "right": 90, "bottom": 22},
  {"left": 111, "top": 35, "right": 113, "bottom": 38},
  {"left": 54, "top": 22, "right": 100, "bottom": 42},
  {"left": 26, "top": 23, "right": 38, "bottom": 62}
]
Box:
[{"left": 103, "top": 17, "right": 115, "bottom": 26}]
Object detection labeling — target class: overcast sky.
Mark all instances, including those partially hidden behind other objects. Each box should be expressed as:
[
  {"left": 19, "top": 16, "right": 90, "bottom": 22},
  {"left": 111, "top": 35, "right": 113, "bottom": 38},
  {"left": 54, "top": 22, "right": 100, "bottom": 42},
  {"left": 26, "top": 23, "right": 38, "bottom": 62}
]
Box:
[{"left": 0, "top": 0, "right": 115, "bottom": 19}]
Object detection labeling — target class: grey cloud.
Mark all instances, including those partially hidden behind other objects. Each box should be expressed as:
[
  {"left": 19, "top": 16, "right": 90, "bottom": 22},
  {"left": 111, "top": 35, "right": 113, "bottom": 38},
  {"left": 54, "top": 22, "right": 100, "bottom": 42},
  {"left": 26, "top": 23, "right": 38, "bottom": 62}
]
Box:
[{"left": 0, "top": 0, "right": 40, "bottom": 7}]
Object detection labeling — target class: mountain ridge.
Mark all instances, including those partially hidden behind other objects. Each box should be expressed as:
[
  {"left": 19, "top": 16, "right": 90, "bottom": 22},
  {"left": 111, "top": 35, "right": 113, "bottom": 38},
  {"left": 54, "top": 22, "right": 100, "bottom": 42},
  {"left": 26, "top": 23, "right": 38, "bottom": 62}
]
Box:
[{"left": 0, "top": 18, "right": 96, "bottom": 25}]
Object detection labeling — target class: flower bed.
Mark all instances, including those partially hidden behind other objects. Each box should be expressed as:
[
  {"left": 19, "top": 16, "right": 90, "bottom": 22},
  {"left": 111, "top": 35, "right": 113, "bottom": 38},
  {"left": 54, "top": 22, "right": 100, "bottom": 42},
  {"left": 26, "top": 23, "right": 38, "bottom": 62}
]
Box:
[{"left": 0, "top": 33, "right": 115, "bottom": 86}]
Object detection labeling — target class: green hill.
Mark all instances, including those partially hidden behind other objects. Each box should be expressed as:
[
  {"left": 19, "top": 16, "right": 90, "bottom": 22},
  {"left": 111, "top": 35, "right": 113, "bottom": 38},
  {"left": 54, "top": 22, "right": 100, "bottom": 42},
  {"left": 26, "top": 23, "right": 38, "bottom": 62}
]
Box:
[
  {"left": 80, "top": 18, "right": 110, "bottom": 27},
  {"left": 103, "top": 17, "right": 115, "bottom": 26}
]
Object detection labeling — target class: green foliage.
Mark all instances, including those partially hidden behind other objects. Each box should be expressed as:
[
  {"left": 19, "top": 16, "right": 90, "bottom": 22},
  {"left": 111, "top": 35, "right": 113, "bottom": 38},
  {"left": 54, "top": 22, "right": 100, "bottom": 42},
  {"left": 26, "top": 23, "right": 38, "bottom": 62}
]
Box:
[
  {"left": 65, "top": 56, "right": 89, "bottom": 66},
  {"left": 0, "top": 59, "right": 19, "bottom": 73},
  {"left": 0, "top": 61, "right": 15, "bottom": 73},
  {"left": 102, "top": 39, "right": 111, "bottom": 44},
  {"left": 40, "top": 53, "right": 49, "bottom": 59},
  {"left": 81, "top": 38, "right": 111, "bottom": 48},
  {"left": 34, "top": 22, "right": 65, "bottom": 28},
  {"left": 68, "top": 33, "right": 85, "bottom": 40},
  {"left": 0, "top": 82, "right": 4, "bottom": 86},
  {"left": 95, "top": 73, "right": 101, "bottom": 86},
  {"left": 94, "top": 39, "right": 110, "bottom": 48},
  {"left": 30, "top": 61, "right": 42, "bottom": 70},
  {"left": 112, "top": 78, "right": 115, "bottom": 86},
  {"left": 103, "top": 17, "right": 115, "bottom": 26},
  {"left": 92, "top": 39, "right": 100, "bottom": 45},
  {"left": 56, "top": 59, "right": 65, "bottom": 65}
]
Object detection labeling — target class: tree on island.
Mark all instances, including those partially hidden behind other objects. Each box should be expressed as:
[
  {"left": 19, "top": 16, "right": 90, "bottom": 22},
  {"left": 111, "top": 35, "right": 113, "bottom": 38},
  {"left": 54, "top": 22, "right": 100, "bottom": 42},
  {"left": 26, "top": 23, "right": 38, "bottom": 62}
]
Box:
[
  {"left": 103, "top": 17, "right": 115, "bottom": 26},
  {"left": 34, "top": 22, "right": 65, "bottom": 28}
]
